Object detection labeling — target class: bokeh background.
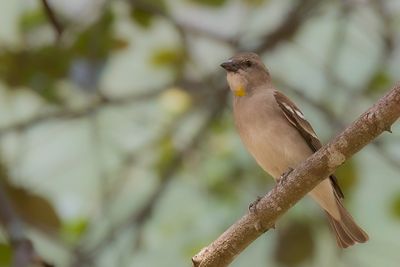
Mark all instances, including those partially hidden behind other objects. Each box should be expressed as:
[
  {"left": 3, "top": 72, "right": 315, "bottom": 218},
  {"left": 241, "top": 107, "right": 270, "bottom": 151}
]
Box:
[{"left": 0, "top": 0, "right": 400, "bottom": 266}]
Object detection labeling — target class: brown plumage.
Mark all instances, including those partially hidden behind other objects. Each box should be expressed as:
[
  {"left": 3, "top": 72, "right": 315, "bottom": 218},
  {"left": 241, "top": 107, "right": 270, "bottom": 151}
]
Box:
[{"left": 221, "top": 52, "right": 368, "bottom": 248}]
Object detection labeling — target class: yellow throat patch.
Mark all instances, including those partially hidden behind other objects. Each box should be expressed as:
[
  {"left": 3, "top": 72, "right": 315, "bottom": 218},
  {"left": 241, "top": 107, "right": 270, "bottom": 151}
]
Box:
[{"left": 234, "top": 85, "right": 246, "bottom": 97}]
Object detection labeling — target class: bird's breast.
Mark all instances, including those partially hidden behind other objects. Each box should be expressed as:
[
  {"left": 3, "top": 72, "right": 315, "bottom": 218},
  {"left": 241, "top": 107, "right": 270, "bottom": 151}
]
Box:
[{"left": 234, "top": 95, "right": 313, "bottom": 179}]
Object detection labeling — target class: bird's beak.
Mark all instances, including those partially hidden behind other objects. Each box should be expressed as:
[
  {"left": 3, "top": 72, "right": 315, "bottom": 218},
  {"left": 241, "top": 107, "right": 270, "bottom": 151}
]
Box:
[{"left": 220, "top": 60, "right": 239, "bottom": 72}]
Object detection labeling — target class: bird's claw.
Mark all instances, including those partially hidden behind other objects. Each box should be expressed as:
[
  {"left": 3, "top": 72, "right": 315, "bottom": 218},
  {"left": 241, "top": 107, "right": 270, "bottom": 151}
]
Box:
[
  {"left": 248, "top": 196, "right": 262, "bottom": 213},
  {"left": 278, "top": 167, "right": 294, "bottom": 184}
]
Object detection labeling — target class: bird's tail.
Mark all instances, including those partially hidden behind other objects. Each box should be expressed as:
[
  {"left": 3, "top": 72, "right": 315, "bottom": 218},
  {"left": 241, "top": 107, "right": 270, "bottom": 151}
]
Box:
[{"left": 326, "top": 197, "right": 369, "bottom": 248}]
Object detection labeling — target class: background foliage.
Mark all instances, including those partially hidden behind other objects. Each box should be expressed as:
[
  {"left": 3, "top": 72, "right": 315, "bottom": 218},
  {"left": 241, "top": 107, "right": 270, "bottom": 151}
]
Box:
[{"left": 0, "top": 0, "right": 400, "bottom": 266}]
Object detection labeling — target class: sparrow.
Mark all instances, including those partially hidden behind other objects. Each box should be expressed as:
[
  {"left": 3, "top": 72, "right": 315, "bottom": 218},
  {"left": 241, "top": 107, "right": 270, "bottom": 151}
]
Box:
[{"left": 220, "top": 52, "right": 368, "bottom": 248}]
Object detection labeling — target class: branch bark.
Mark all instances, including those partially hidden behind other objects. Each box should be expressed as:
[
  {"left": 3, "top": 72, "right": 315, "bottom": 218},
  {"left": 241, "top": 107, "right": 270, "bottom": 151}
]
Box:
[{"left": 192, "top": 82, "right": 400, "bottom": 267}]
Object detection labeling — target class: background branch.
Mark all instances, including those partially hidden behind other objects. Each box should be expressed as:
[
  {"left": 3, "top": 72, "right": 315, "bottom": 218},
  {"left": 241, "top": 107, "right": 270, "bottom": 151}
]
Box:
[
  {"left": 255, "top": 0, "right": 319, "bottom": 53},
  {"left": 192, "top": 83, "right": 400, "bottom": 267},
  {"left": 41, "top": 0, "right": 64, "bottom": 40},
  {"left": 0, "top": 87, "right": 167, "bottom": 137}
]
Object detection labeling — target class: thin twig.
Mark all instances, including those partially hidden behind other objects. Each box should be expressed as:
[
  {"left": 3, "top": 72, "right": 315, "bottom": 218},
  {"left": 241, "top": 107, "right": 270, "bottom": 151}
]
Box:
[
  {"left": 41, "top": 0, "right": 64, "bottom": 40},
  {"left": 255, "top": 0, "right": 320, "bottom": 53},
  {"left": 0, "top": 88, "right": 166, "bottom": 137}
]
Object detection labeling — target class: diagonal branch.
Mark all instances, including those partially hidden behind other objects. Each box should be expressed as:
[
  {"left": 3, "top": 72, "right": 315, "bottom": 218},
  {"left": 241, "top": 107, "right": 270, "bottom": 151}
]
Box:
[
  {"left": 192, "top": 83, "right": 400, "bottom": 267},
  {"left": 40, "top": 0, "right": 64, "bottom": 40},
  {"left": 255, "top": 0, "right": 320, "bottom": 53}
]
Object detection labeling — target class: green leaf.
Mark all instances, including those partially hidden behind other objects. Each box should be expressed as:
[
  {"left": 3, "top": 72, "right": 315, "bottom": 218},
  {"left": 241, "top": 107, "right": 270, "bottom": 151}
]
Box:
[
  {"left": 206, "top": 174, "right": 238, "bottom": 202},
  {"left": 190, "top": 0, "right": 228, "bottom": 7},
  {"left": 71, "top": 10, "right": 115, "bottom": 59},
  {"left": 61, "top": 218, "right": 88, "bottom": 244},
  {"left": 242, "top": 0, "right": 267, "bottom": 6},
  {"left": 0, "top": 243, "right": 12, "bottom": 267},
  {"left": 0, "top": 46, "right": 70, "bottom": 102},
  {"left": 151, "top": 48, "right": 185, "bottom": 67},
  {"left": 210, "top": 113, "right": 231, "bottom": 134},
  {"left": 390, "top": 194, "right": 400, "bottom": 220},
  {"left": 129, "top": 0, "right": 168, "bottom": 28},
  {"left": 0, "top": 9, "right": 121, "bottom": 102},
  {"left": 131, "top": 9, "right": 154, "bottom": 28},
  {"left": 132, "top": 0, "right": 167, "bottom": 13},
  {"left": 335, "top": 160, "right": 358, "bottom": 194},
  {"left": 274, "top": 221, "right": 314, "bottom": 266},
  {"left": 366, "top": 71, "right": 392, "bottom": 95},
  {"left": 20, "top": 10, "right": 47, "bottom": 32},
  {"left": 69, "top": 9, "right": 125, "bottom": 59},
  {"left": 155, "top": 137, "right": 176, "bottom": 176},
  {"left": 151, "top": 48, "right": 185, "bottom": 79}
]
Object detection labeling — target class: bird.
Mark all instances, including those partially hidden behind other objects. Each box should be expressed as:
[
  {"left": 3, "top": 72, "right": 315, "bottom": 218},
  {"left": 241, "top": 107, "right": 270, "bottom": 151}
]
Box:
[{"left": 220, "top": 52, "right": 368, "bottom": 248}]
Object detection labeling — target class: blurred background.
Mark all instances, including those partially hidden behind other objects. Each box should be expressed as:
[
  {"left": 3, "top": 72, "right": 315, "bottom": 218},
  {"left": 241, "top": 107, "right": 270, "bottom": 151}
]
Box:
[{"left": 0, "top": 0, "right": 399, "bottom": 266}]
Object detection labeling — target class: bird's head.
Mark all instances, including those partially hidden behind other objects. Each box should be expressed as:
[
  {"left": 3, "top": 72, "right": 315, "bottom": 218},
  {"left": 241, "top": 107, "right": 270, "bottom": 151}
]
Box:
[{"left": 220, "top": 52, "right": 271, "bottom": 97}]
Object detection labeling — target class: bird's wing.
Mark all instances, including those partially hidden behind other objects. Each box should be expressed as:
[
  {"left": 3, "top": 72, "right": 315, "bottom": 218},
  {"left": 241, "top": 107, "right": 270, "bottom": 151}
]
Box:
[{"left": 273, "top": 90, "right": 344, "bottom": 198}]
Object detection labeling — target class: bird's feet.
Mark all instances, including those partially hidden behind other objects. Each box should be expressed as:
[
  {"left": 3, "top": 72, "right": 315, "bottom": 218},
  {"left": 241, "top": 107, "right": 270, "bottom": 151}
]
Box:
[
  {"left": 248, "top": 196, "right": 262, "bottom": 213},
  {"left": 278, "top": 167, "right": 294, "bottom": 184},
  {"left": 249, "top": 196, "right": 277, "bottom": 231}
]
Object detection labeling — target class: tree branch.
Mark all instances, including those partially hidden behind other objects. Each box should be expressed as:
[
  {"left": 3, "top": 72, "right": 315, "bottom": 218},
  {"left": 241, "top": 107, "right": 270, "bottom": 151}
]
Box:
[
  {"left": 0, "top": 88, "right": 166, "bottom": 137},
  {"left": 255, "top": 0, "right": 320, "bottom": 53},
  {"left": 40, "top": 0, "right": 64, "bottom": 40},
  {"left": 192, "top": 82, "right": 400, "bottom": 267}
]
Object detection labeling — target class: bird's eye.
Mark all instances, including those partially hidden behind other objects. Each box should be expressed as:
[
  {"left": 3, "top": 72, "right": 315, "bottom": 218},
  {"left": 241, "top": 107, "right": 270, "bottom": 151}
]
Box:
[{"left": 245, "top": 60, "right": 252, "bottom": 68}]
